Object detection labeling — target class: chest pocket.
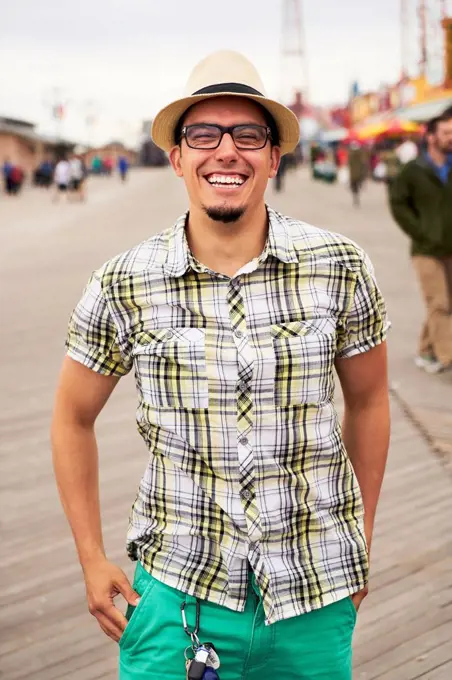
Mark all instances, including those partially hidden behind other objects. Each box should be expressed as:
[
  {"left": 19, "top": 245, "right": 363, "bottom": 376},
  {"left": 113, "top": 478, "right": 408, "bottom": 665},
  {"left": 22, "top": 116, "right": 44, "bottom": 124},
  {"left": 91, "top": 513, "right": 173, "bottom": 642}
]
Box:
[
  {"left": 132, "top": 328, "right": 208, "bottom": 409},
  {"left": 271, "top": 319, "right": 336, "bottom": 407}
]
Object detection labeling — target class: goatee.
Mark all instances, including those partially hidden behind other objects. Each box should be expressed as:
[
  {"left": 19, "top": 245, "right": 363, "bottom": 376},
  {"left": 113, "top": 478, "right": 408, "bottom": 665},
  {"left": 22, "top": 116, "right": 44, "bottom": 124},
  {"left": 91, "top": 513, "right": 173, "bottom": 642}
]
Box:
[{"left": 203, "top": 205, "right": 246, "bottom": 223}]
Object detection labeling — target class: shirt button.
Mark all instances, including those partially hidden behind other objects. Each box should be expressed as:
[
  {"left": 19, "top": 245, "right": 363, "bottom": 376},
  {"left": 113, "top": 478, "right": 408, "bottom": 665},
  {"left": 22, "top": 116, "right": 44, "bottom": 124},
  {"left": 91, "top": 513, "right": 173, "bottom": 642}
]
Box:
[
  {"left": 239, "top": 436, "right": 249, "bottom": 446},
  {"left": 238, "top": 381, "right": 248, "bottom": 392},
  {"left": 234, "top": 330, "right": 243, "bottom": 339},
  {"left": 165, "top": 330, "right": 174, "bottom": 340},
  {"left": 242, "top": 489, "right": 252, "bottom": 501}
]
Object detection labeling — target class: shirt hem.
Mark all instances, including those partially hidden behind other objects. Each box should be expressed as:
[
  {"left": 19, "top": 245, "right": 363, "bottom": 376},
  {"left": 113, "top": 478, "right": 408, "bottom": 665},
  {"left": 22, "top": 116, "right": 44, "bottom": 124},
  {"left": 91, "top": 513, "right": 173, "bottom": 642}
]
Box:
[{"left": 134, "top": 554, "right": 367, "bottom": 625}]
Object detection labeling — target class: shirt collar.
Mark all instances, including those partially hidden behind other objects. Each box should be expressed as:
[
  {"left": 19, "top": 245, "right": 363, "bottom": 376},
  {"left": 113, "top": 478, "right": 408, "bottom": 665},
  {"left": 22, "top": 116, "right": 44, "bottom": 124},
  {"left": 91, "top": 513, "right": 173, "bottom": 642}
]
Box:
[
  {"left": 163, "top": 206, "right": 299, "bottom": 278},
  {"left": 265, "top": 207, "right": 299, "bottom": 264},
  {"left": 425, "top": 151, "right": 452, "bottom": 170},
  {"left": 163, "top": 213, "right": 191, "bottom": 278}
]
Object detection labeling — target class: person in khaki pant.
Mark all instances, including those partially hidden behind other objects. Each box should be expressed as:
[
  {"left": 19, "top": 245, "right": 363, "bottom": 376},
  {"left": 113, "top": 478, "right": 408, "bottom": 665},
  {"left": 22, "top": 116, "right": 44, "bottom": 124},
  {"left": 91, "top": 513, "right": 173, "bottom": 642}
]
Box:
[{"left": 390, "top": 113, "right": 452, "bottom": 373}]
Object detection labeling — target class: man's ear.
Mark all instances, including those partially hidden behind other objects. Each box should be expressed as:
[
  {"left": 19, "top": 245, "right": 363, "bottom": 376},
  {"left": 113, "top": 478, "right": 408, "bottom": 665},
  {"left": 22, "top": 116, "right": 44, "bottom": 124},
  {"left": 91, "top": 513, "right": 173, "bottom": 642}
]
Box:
[
  {"left": 169, "top": 145, "right": 183, "bottom": 177},
  {"left": 269, "top": 146, "right": 282, "bottom": 179}
]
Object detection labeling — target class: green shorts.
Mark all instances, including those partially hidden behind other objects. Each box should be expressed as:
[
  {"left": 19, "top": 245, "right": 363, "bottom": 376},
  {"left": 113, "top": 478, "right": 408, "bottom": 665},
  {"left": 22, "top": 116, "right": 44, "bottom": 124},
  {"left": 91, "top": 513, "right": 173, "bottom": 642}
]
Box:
[{"left": 119, "top": 562, "right": 357, "bottom": 680}]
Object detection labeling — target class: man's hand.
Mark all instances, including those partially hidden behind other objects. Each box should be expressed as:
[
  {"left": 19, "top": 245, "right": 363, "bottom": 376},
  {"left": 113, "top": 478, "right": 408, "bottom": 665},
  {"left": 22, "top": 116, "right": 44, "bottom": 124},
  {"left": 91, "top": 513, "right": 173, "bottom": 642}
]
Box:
[
  {"left": 351, "top": 585, "right": 369, "bottom": 612},
  {"left": 83, "top": 558, "right": 140, "bottom": 642}
]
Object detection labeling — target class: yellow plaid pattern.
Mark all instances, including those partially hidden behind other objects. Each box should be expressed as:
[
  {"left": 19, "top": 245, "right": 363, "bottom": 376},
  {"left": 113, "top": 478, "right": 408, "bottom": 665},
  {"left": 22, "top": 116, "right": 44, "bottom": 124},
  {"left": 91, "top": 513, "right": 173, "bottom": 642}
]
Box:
[{"left": 66, "top": 207, "right": 389, "bottom": 624}]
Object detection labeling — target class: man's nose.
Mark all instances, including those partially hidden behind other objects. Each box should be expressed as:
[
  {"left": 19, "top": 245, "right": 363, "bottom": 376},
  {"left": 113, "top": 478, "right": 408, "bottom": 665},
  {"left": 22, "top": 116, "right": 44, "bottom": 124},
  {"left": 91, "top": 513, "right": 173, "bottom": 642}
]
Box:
[{"left": 214, "top": 132, "right": 239, "bottom": 161}]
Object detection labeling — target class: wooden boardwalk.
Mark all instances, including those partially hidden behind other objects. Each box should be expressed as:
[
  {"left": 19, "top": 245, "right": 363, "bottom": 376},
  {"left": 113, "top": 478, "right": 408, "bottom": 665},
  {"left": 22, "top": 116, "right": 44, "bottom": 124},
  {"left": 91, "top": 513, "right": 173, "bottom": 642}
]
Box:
[{"left": 1, "top": 169, "right": 451, "bottom": 679}]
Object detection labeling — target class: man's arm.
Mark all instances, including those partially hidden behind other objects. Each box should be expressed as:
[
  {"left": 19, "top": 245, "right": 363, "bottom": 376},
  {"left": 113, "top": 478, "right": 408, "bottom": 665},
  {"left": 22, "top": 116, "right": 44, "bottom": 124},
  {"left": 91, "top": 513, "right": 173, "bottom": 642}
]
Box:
[
  {"left": 51, "top": 357, "right": 139, "bottom": 642},
  {"left": 335, "top": 343, "right": 390, "bottom": 606},
  {"left": 388, "top": 167, "right": 423, "bottom": 242}
]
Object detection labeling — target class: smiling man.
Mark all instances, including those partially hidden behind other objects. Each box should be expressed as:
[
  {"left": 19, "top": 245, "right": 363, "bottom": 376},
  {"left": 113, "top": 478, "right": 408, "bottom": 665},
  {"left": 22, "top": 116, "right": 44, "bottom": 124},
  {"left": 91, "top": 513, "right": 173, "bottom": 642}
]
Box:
[{"left": 52, "top": 51, "right": 390, "bottom": 680}]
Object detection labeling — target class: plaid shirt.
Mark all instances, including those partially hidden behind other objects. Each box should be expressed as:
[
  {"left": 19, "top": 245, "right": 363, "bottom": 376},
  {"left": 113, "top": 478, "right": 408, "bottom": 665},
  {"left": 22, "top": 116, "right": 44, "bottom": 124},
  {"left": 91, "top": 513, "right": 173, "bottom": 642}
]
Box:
[{"left": 66, "top": 207, "right": 389, "bottom": 624}]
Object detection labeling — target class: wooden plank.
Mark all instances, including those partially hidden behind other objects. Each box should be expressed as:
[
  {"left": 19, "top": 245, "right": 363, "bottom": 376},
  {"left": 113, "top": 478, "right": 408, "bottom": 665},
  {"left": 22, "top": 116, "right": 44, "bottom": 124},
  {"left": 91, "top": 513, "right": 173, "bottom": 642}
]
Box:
[
  {"left": 418, "top": 660, "right": 452, "bottom": 680},
  {"left": 372, "top": 639, "right": 452, "bottom": 680},
  {"left": 1, "top": 170, "right": 451, "bottom": 680}
]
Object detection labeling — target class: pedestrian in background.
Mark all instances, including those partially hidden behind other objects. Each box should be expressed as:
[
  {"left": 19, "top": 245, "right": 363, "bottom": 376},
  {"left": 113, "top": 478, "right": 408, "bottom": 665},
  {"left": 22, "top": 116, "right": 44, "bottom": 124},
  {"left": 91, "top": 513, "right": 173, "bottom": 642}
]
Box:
[
  {"left": 91, "top": 155, "right": 102, "bottom": 175},
  {"left": 69, "top": 154, "right": 86, "bottom": 202},
  {"left": 389, "top": 113, "right": 452, "bottom": 373},
  {"left": 104, "top": 155, "right": 113, "bottom": 176},
  {"left": 117, "top": 155, "right": 129, "bottom": 182},
  {"left": 35, "top": 157, "right": 54, "bottom": 188},
  {"left": 2, "top": 157, "right": 14, "bottom": 194},
  {"left": 348, "top": 142, "right": 367, "bottom": 207},
  {"left": 379, "top": 146, "right": 401, "bottom": 187},
  {"left": 7, "top": 164, "right": 25, "bottom": 195},
  {"left": 52, "top": 50, "right": 390, "bottom": 680},
  {"left": 53, "top": 156, "right": 71, "bottom": 202}
]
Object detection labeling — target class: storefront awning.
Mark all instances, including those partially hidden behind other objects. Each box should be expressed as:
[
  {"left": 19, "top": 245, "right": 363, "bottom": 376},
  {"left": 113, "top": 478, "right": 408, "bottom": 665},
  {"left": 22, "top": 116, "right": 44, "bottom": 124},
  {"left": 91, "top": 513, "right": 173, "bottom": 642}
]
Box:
[{"left": 397, "top": 97, "right": 452, "bottom": 122}]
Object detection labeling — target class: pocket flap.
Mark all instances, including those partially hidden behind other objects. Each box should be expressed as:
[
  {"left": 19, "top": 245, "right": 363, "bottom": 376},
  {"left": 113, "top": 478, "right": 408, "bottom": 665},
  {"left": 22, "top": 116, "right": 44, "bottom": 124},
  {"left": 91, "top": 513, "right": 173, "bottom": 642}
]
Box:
[
  {"left": 271, "top": 318, "right": 335, "bottom": 339},
  {"left": 133, "top": 327, "right": 205, "bottom": 353}
]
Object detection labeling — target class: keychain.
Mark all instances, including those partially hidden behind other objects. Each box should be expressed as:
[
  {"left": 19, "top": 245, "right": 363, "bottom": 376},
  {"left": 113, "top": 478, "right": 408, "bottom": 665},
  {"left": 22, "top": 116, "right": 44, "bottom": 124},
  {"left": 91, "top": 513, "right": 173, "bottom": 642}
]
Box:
[
  {"left": 181, "top": 601, "right": 221, "bottom": 679},
  {"left": 181, "top": 599, "right": 201, "bottom": 651}
]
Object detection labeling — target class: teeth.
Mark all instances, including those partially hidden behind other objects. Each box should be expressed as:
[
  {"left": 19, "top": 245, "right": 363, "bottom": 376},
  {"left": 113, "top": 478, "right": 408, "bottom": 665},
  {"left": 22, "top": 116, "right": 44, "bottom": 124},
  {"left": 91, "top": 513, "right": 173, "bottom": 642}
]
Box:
[{"left": 207, "top": 175, "right": 244, "bottom": 186}]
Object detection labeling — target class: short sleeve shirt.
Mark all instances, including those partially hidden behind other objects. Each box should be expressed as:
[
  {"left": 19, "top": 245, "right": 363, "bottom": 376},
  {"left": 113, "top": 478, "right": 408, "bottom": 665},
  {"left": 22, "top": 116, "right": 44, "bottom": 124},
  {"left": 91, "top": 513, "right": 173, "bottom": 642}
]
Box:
[{"left": 66, "top": 207, "right": 390, "bottom": 625}]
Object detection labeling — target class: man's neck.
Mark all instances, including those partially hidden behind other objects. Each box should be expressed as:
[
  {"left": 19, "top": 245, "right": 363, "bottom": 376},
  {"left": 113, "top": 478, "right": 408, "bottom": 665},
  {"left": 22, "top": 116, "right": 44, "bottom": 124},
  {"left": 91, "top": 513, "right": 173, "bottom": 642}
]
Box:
[
  {"left": 185, "top": 203, "right": 269, "bottom": 278},
  {"left": 427, "top": 146, "right": 447, "bottom": 167}
]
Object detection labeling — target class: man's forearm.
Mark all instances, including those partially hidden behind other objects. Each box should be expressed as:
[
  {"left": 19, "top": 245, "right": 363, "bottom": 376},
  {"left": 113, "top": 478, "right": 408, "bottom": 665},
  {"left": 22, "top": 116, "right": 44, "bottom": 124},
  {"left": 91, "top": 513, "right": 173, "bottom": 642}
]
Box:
[
  {"left": 51, "top": 418, "right": 106, "bottom": 569},
  {"left": 342, "top": 397, "right": 390, "bottom": 552}
]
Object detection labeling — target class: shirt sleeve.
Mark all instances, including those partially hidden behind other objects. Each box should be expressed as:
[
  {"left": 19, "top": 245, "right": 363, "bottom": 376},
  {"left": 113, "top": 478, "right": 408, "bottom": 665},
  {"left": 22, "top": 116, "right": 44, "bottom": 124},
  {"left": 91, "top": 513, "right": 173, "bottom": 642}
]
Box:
[
  {"left": 65, "top": 273, "right": 132, "bottom": 376},
  {"left": 336, "top": 252, "right": 391, "bottom": 358}
]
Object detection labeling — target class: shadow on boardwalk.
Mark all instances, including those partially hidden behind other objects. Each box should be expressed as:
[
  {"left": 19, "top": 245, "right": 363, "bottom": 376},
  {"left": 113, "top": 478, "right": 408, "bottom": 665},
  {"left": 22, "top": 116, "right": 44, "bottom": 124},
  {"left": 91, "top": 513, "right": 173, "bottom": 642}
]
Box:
[{"left": 0, "top": 169, "right": 451, "bottom": 679}]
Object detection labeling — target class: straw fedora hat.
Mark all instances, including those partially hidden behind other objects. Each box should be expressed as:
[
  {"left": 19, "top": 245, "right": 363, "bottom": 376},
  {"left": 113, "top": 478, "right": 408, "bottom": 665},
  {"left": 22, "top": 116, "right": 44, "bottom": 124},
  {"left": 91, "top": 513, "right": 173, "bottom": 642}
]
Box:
[{"left": 151, "top": 50, "right": 300, "bottom": 156}]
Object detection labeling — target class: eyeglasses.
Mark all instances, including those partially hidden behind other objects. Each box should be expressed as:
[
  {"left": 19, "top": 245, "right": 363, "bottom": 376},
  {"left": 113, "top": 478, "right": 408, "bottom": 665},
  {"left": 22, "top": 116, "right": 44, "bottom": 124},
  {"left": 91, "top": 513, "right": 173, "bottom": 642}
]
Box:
[{"left": 180, "top": 124, "right": 272, "bottom": 150}]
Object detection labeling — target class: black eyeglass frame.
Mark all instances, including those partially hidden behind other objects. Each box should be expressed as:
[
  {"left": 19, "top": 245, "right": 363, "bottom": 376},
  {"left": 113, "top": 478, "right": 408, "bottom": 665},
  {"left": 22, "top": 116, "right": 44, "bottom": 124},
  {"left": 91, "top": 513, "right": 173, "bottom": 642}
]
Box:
[{"left": 180, "top": 124, "right": 272, "bottom": 150}]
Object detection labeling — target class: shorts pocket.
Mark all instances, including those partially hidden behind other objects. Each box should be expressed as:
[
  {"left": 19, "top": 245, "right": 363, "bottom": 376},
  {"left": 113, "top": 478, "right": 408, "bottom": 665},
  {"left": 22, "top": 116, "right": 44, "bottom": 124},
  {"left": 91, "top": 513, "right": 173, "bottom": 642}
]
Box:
[
  {"left": 345, "top": 596, "right": 358, "bottom": 626},
  {"left": 271, "top": 319, "right": 336, "bottom": 406},
  {"left": 119, "top": 569, "right": 157, "bottom": 649},
  {"left": 132, "top": 328, "right": 208, "bottom": 409}
]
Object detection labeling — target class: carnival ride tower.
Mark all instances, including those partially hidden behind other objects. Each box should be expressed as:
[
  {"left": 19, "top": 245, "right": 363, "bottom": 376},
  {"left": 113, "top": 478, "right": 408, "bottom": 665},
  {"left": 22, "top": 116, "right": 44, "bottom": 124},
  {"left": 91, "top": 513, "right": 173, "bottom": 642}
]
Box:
[{"left": 280, "top": 0, "right": 309, "bottom": 112}]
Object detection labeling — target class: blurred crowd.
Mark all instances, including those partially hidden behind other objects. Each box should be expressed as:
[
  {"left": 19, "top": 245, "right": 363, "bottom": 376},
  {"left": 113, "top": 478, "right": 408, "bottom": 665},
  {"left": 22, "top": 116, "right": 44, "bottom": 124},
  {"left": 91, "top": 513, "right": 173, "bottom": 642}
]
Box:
[{"left": 1, "top": 153, "right": 131, "bottom": 200}]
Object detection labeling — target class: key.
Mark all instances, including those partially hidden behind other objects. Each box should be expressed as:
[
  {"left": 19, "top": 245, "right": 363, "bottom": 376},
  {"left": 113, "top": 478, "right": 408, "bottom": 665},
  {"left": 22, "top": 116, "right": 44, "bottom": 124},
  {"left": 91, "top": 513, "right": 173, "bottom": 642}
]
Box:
[
  {"left": 187, "top": 647, "right": 210, "bottom": 680},
  {"left": 203, "top": 643, "right": 221, "bottom": 670},
  {"left": 188, "top": 659, "right": 207, "bottom": 680}
]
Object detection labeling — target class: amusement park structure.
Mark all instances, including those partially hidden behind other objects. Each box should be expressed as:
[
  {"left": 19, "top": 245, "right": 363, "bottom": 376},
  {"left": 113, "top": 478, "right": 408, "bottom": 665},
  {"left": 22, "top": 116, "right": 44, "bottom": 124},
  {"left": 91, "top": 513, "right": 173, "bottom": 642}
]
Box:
[
  {"left": 400, "top": 0, "right": 450, "bottom": 81},
  {"left": 280, "top": 0, "right": 308, "bottom": 116}
]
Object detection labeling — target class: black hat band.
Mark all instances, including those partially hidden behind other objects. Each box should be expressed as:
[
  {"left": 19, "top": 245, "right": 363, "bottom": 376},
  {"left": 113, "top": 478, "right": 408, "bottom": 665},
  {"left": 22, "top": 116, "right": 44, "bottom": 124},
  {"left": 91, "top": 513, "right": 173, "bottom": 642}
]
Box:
[{"left": 192, "top": 83, "right": 264, "bottom": 97}]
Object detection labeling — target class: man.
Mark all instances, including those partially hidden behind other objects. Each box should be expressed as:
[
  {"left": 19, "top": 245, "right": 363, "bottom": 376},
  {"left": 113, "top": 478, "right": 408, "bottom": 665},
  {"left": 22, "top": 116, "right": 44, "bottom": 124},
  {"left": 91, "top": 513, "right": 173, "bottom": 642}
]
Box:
[
  {"left": 2, "top": 157, "right": 13, "bottom": 194},
  {"left": 118, "top": 155, "right": 129, "bottom": 182},
  {"left": 69, "top": 153, "right": 86, "bottom": 201},
  {"left": 52, "top": 51, "right": 390, "bottom": 680},
  {"left": 389, "top": 114, "right": 452, "bottom": 373},
  {"left": 347, "top": 141, "right": 368, "bottom": 207},
  {"left": 53, "top": 156, "right": 71, "bottom": 202}
]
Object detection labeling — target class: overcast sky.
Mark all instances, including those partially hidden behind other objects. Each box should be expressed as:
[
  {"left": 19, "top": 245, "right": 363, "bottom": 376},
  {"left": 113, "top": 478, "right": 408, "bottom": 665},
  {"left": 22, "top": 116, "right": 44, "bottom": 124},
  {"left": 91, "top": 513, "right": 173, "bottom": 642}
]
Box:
[{"left": 0, "top": 0, "right": 427, "bottom": 146}]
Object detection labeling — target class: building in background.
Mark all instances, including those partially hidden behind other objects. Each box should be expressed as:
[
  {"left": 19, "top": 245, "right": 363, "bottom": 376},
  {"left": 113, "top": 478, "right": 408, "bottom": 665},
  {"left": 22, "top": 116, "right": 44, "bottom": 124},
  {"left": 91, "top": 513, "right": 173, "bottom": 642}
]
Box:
[
  {"left": 81, "top": 141, "right": 138, "bottom": 169},
  {"left": 0, "top": 116, "right": 75, "bottom": 175},
  {"left": 349, "top": 7, "right": 452, "bottom": 128}
]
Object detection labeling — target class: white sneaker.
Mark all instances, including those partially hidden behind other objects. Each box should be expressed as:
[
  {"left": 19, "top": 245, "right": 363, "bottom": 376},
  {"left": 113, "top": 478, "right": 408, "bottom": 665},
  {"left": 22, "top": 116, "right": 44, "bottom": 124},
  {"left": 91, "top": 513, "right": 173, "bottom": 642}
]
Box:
[{"left": 414, "top": 355, "right": 444, "bottom": 374}]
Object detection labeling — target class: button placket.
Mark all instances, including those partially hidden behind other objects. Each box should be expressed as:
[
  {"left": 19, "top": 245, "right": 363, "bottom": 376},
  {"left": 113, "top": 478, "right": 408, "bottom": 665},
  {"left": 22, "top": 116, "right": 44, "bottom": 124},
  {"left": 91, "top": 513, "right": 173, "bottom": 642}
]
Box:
[{"left": 227, "top": 279, "right": 260, "bottom": 537}]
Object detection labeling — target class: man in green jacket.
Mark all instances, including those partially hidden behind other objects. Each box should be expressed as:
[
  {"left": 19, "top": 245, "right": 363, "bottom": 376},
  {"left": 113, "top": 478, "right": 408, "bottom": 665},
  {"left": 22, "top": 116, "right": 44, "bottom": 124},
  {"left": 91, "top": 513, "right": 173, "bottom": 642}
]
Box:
[{"left": 389, "top": 114, "right": 452, "bottom": 373}]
